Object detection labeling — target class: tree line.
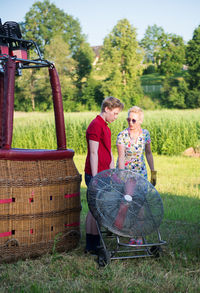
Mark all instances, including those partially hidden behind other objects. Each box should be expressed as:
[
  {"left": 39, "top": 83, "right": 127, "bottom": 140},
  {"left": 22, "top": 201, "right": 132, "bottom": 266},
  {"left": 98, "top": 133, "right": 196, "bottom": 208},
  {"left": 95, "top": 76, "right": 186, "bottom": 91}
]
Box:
[{"left": 14, "top": 0, "right": 200, "bottom": 111}]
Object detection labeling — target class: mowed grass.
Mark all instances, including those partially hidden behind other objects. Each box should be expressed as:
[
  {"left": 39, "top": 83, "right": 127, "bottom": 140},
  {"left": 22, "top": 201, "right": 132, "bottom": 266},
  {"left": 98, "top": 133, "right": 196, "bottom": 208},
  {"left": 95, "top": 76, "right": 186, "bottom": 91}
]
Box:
[
  {"left": 0, "top": 111, "right": 199, "bottom": 292},
  {"left": 74, "top": 154, "right": 200, "bottom": 254},
  {"left": 0, "top": 154, "right": 199, "bottom": 293}
]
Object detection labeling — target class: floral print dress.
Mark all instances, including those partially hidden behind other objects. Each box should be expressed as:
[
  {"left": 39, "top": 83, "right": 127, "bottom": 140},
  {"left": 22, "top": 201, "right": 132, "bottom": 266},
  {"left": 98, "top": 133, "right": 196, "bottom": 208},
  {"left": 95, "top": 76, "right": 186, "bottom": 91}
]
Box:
[{"left": 116, "top": 128, "right": 151, "bottom": 179}]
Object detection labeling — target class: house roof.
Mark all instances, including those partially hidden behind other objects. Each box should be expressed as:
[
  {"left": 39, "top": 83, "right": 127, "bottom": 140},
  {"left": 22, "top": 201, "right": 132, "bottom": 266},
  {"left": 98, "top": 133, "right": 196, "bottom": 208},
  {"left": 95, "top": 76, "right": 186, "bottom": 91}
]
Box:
[{"left": 91, "top": 46, "right": 102, "bottom": 57}]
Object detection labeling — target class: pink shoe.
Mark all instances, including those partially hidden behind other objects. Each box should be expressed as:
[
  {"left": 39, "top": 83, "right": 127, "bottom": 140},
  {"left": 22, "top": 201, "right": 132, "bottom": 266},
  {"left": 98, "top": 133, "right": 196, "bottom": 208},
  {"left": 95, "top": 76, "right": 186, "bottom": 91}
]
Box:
[
  {"left": 129, "top": 238, "right": 136, "bottom": 245},
  {"left": 136, "top": 239, "right": 143, "bottom": 246}
]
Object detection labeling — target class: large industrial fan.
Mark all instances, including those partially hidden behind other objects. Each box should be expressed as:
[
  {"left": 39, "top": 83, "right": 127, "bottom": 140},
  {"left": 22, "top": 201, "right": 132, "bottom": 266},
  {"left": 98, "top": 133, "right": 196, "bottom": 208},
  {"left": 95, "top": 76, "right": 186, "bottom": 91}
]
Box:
[{"left": 87, "top": 169, "right": 166, "bottom": 266}]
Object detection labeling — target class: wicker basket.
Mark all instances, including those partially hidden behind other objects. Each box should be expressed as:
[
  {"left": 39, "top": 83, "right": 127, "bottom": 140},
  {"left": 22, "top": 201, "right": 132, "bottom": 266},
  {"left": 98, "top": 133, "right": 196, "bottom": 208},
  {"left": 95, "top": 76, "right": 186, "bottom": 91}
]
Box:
[
  {"left": 0, "top": 59, "right": 82, "bottom": 262},
  {"left": 0, "top": 159, "right": 81, "bottom": 215},
  {"left": 0, "top": 155, "right": 82, "bottom": 262},
  {"left": 0, "top": 210, "right": 81, "bottom": 262}
]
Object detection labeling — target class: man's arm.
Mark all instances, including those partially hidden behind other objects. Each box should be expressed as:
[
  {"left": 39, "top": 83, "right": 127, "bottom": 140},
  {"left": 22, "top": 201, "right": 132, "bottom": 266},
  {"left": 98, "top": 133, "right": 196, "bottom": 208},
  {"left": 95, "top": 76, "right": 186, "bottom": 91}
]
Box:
[
  {"left": 110, "top": 151, "right": 115, "bottom": 169},
  {"left": 89, "top": 140, "right": 99, "bottom": 177}
]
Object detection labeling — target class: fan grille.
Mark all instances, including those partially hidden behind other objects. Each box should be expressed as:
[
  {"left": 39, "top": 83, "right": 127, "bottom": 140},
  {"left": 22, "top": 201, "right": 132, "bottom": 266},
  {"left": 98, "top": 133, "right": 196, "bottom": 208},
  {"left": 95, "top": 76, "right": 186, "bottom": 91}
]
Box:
[{"left": 87, "top": 169, "right": 163, "bottom": 237}]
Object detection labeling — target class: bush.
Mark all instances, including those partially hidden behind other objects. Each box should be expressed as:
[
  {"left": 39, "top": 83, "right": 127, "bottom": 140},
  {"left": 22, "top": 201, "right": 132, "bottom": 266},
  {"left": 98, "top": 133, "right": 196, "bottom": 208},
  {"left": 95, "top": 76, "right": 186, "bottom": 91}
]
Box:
[
  {"left": 161, "top": 78, "right": 188, "bottom": 108},
  {"left": 138, "top": 95, "right": 161, "bottom": 110},
  {"left": 185, "top": 89, "right": 200, "bottom": 108},
  {"left": 81, "top": 78, "right": 104, "bottom": 110},
  {"left": 143, "top": 64, "right": 156, "bottom": 75}
]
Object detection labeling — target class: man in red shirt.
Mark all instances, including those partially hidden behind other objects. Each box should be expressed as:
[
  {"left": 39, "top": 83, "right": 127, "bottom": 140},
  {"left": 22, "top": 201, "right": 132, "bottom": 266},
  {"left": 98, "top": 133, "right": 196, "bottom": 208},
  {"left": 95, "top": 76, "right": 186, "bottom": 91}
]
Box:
[{"left": 84, "top": 96, "right": 124, "bottom": 254}]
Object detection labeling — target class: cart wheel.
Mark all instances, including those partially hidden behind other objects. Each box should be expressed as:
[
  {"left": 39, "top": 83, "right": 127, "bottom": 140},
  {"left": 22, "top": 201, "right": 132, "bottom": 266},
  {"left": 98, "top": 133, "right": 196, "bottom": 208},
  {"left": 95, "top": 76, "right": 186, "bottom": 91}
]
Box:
[
  {"left": 150, "top": 246, "right": 162, "bottom": 258},
  {"left": 98, "top": 247, "right": 110, "bottom": 267}
]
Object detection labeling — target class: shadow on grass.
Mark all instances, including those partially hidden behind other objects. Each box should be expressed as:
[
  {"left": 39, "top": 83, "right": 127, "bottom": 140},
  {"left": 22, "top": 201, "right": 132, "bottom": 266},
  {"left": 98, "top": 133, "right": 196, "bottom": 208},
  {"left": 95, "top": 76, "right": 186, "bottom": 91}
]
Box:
[
  {"left": 160, "top": 219, "right": 200, "bottom": 259},
  {"left": 160, "top": 192, "right": 200, "bottom": 258}
]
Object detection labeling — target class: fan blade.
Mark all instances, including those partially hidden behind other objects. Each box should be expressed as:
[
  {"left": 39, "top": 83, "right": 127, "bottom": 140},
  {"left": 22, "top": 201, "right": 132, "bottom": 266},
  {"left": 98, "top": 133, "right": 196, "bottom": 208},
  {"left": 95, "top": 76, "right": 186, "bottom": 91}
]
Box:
[
  {"left": 114, "top": 177, "right": 136, "bottom": 230},
  {"left": 114, "top": 202, "right": 129, "bottom": 229}
]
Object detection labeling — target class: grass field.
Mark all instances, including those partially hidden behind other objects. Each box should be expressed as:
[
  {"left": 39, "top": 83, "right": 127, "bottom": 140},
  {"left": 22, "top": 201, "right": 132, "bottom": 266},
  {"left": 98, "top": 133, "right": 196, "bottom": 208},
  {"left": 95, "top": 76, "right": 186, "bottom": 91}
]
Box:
[
  {"left": 140, "top": 71, "right": 187, "bottom": 86},
  {"left": 0, "top": 111, "right": 199, "bottom": 292},
  {"left": 0, "top": 154, "right": 199, "bottom": 293},
  {"left": 12, "top": 109, "right": 200, "bottom": 156}
]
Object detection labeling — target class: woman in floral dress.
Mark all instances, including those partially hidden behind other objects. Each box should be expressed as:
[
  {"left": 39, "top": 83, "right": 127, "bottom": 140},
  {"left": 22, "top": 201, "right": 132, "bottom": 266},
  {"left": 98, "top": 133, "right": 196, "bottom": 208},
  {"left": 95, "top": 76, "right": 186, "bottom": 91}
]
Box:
[
  {"left": 116, "top": 106, "right": 156, "bottom": 183},
  {"left": 116, "top": 106, "right": 157, "bottom": 245}
]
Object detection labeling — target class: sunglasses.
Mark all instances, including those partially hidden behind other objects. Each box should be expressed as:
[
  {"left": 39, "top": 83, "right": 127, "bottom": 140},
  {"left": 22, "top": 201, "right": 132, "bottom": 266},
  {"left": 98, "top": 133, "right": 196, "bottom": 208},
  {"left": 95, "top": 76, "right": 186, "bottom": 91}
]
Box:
[{"left": 127, "top": 118, "right": 137, "bottom": 123}]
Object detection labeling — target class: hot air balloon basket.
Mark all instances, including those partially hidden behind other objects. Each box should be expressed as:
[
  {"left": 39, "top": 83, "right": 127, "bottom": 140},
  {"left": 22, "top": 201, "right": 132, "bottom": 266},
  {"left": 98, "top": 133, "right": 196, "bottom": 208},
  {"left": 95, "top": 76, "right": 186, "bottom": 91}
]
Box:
[{"left": 0, "top": 157, "right": 82, "bottom": 262}]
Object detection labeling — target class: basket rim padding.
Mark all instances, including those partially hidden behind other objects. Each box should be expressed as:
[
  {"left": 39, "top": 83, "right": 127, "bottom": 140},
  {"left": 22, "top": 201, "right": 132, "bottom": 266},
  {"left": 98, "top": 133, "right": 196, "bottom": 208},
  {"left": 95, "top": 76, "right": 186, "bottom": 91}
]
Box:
[{"left": 0, "top": 148, "right": 74, "bottom": 161}]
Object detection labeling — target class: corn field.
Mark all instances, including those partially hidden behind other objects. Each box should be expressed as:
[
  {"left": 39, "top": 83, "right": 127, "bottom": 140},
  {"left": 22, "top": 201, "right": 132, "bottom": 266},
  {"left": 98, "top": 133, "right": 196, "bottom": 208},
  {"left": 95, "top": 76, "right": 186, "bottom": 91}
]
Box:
[{"left": 12, "top": 109, "right": 200, "bottom": 156}]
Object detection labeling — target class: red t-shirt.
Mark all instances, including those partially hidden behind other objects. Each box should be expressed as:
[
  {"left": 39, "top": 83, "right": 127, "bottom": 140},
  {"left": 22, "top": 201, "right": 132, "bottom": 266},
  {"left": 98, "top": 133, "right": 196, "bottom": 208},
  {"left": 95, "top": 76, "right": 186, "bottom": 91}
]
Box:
[{"left": 84, "top": 115, "right": 112, "bottom": 175}]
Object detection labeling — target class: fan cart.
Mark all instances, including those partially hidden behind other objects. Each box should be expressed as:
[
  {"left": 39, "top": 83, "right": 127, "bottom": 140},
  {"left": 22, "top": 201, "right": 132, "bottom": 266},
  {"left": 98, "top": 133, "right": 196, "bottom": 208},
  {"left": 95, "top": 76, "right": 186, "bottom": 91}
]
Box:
[{"left": 87, "top": 169, "right": 166, "bottom": 266}]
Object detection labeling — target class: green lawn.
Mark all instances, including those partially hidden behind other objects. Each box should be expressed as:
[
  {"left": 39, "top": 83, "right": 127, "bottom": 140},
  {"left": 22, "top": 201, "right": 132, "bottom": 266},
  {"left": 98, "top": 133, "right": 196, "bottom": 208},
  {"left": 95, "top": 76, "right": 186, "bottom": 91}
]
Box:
[
  {"left": 140, "top": 71, "right": 188, "bottom": 86},
  {"left": 0, "top": 154, "right": 199, "bottom": 292},
  {"left": 140, "top": 73, "right": 165, "bottom": 86}
]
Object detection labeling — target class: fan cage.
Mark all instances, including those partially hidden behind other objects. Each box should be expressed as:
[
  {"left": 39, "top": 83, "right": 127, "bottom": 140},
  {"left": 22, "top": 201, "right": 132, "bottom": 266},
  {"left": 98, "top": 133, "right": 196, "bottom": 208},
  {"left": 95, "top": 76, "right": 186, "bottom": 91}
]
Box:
[{"left": 87, "top": 169, "right": 163, "bottom": 238}]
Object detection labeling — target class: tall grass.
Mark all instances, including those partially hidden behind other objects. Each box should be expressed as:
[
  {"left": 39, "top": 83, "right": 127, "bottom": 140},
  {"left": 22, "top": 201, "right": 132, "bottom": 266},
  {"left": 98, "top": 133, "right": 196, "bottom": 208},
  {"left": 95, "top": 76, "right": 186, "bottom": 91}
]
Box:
[{"left": 13, "top": 109, "right": 200, "bottom": 156}]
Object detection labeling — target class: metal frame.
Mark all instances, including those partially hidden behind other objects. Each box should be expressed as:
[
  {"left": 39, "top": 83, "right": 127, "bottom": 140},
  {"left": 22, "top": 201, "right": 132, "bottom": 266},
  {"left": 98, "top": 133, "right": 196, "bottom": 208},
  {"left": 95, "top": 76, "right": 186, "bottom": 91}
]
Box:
[
  {"left": 96, "top": 220, "right": 166, "bottom": 266},
  {"left": 0, "top": 33, "right": 53, "bottom": 72},
  {"left": 0, "top": 25, "right": 67, "bottom": 151}
]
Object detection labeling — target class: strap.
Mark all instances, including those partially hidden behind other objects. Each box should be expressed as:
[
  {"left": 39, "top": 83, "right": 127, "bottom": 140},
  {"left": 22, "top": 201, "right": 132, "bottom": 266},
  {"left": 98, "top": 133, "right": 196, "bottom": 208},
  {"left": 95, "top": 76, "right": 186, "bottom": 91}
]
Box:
[
  {"left": 65, "top": 222, "right": 80, "bottom": 227},
  {"left": 64, "top": 192, "right": 80, "bottom": 199},
  {"left": 0, "top": 198, "right": 14, "bottom": 204},
  {"left": 0, "top": 231, "right": 12, "bottom": 237}
]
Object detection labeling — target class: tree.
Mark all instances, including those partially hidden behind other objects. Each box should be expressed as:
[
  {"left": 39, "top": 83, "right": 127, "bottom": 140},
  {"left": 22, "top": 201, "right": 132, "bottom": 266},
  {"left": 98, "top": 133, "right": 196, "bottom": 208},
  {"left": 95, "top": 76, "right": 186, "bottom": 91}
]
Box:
[
  {"left": 98, "top": 19, "right": 143, "bottom": 108},
  {"left": 186, "top": 25, "right": 200, "bottom": 90},
  {"left": 21, "top": 0, "right": 84, "bottom": 54},
  {"left": 185, "top": 89, "right": 200, "bottom": 108},
  {"left": 73, "top": 42, "right": 94, "bottom": 90},
  {"left": 154, "top": 33, "right": 185, "bottom": 76},
  {"left": 81, "top": 78, "right": 104, "bottom": 110},
  {"left": 15, "top": 35, "right": 77, "bottom": 111},
  {"left": 140, "top": 24, "right": 164, "bottom": 63},
  {"left": 15, "top": 50, "right": 42, "bottom": 111},
  {"left": 19, "top": 0, "right": 94, "bottom": 110},
  {"left": 161, "top": 78, "right": 188, "bottom": 109},
  {"left": 15, "top": 69, "right": 36, "bottom": 111},
  {"left": 40, "top": 34, "right": 77, "bottom": 111}
]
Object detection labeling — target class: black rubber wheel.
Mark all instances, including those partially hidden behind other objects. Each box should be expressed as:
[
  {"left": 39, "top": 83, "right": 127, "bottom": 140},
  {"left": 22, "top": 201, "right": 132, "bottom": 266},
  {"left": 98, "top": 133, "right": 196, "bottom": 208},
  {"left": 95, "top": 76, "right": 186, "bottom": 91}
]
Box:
[
  {"left": 150, "top": 246, "right": 162, "bottom": 258},
  {"left": 98, "top": 247, "right": 111, "bottom": 267}
]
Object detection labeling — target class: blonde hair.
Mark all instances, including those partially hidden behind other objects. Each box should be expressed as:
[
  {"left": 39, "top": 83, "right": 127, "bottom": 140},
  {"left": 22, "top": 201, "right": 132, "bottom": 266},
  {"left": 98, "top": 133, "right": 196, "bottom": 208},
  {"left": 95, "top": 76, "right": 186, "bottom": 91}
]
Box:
[
  {"left": 101, "top": 96, "right": 124, "bottom": 112},
  {"left": 128, "top": 106, "right": 144, "bottom": 122}
]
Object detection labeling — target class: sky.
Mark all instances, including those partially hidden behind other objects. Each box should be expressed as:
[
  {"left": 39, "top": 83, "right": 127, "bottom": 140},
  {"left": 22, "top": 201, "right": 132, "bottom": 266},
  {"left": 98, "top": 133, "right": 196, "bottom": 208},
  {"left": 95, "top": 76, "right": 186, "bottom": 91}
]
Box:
[{"left": 1, "top": 0, "right": 200, "bottom": 46}]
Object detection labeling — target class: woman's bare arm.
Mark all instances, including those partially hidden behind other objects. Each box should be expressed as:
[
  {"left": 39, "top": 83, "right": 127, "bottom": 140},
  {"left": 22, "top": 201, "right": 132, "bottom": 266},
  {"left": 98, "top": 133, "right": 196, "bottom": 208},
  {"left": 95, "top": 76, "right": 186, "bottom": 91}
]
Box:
[
  {"left": 145, "top": 143, "right": 154, "bottom": 171},
  {"left": 117, "top": 144, "right": 125, "bottom": 169}
]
